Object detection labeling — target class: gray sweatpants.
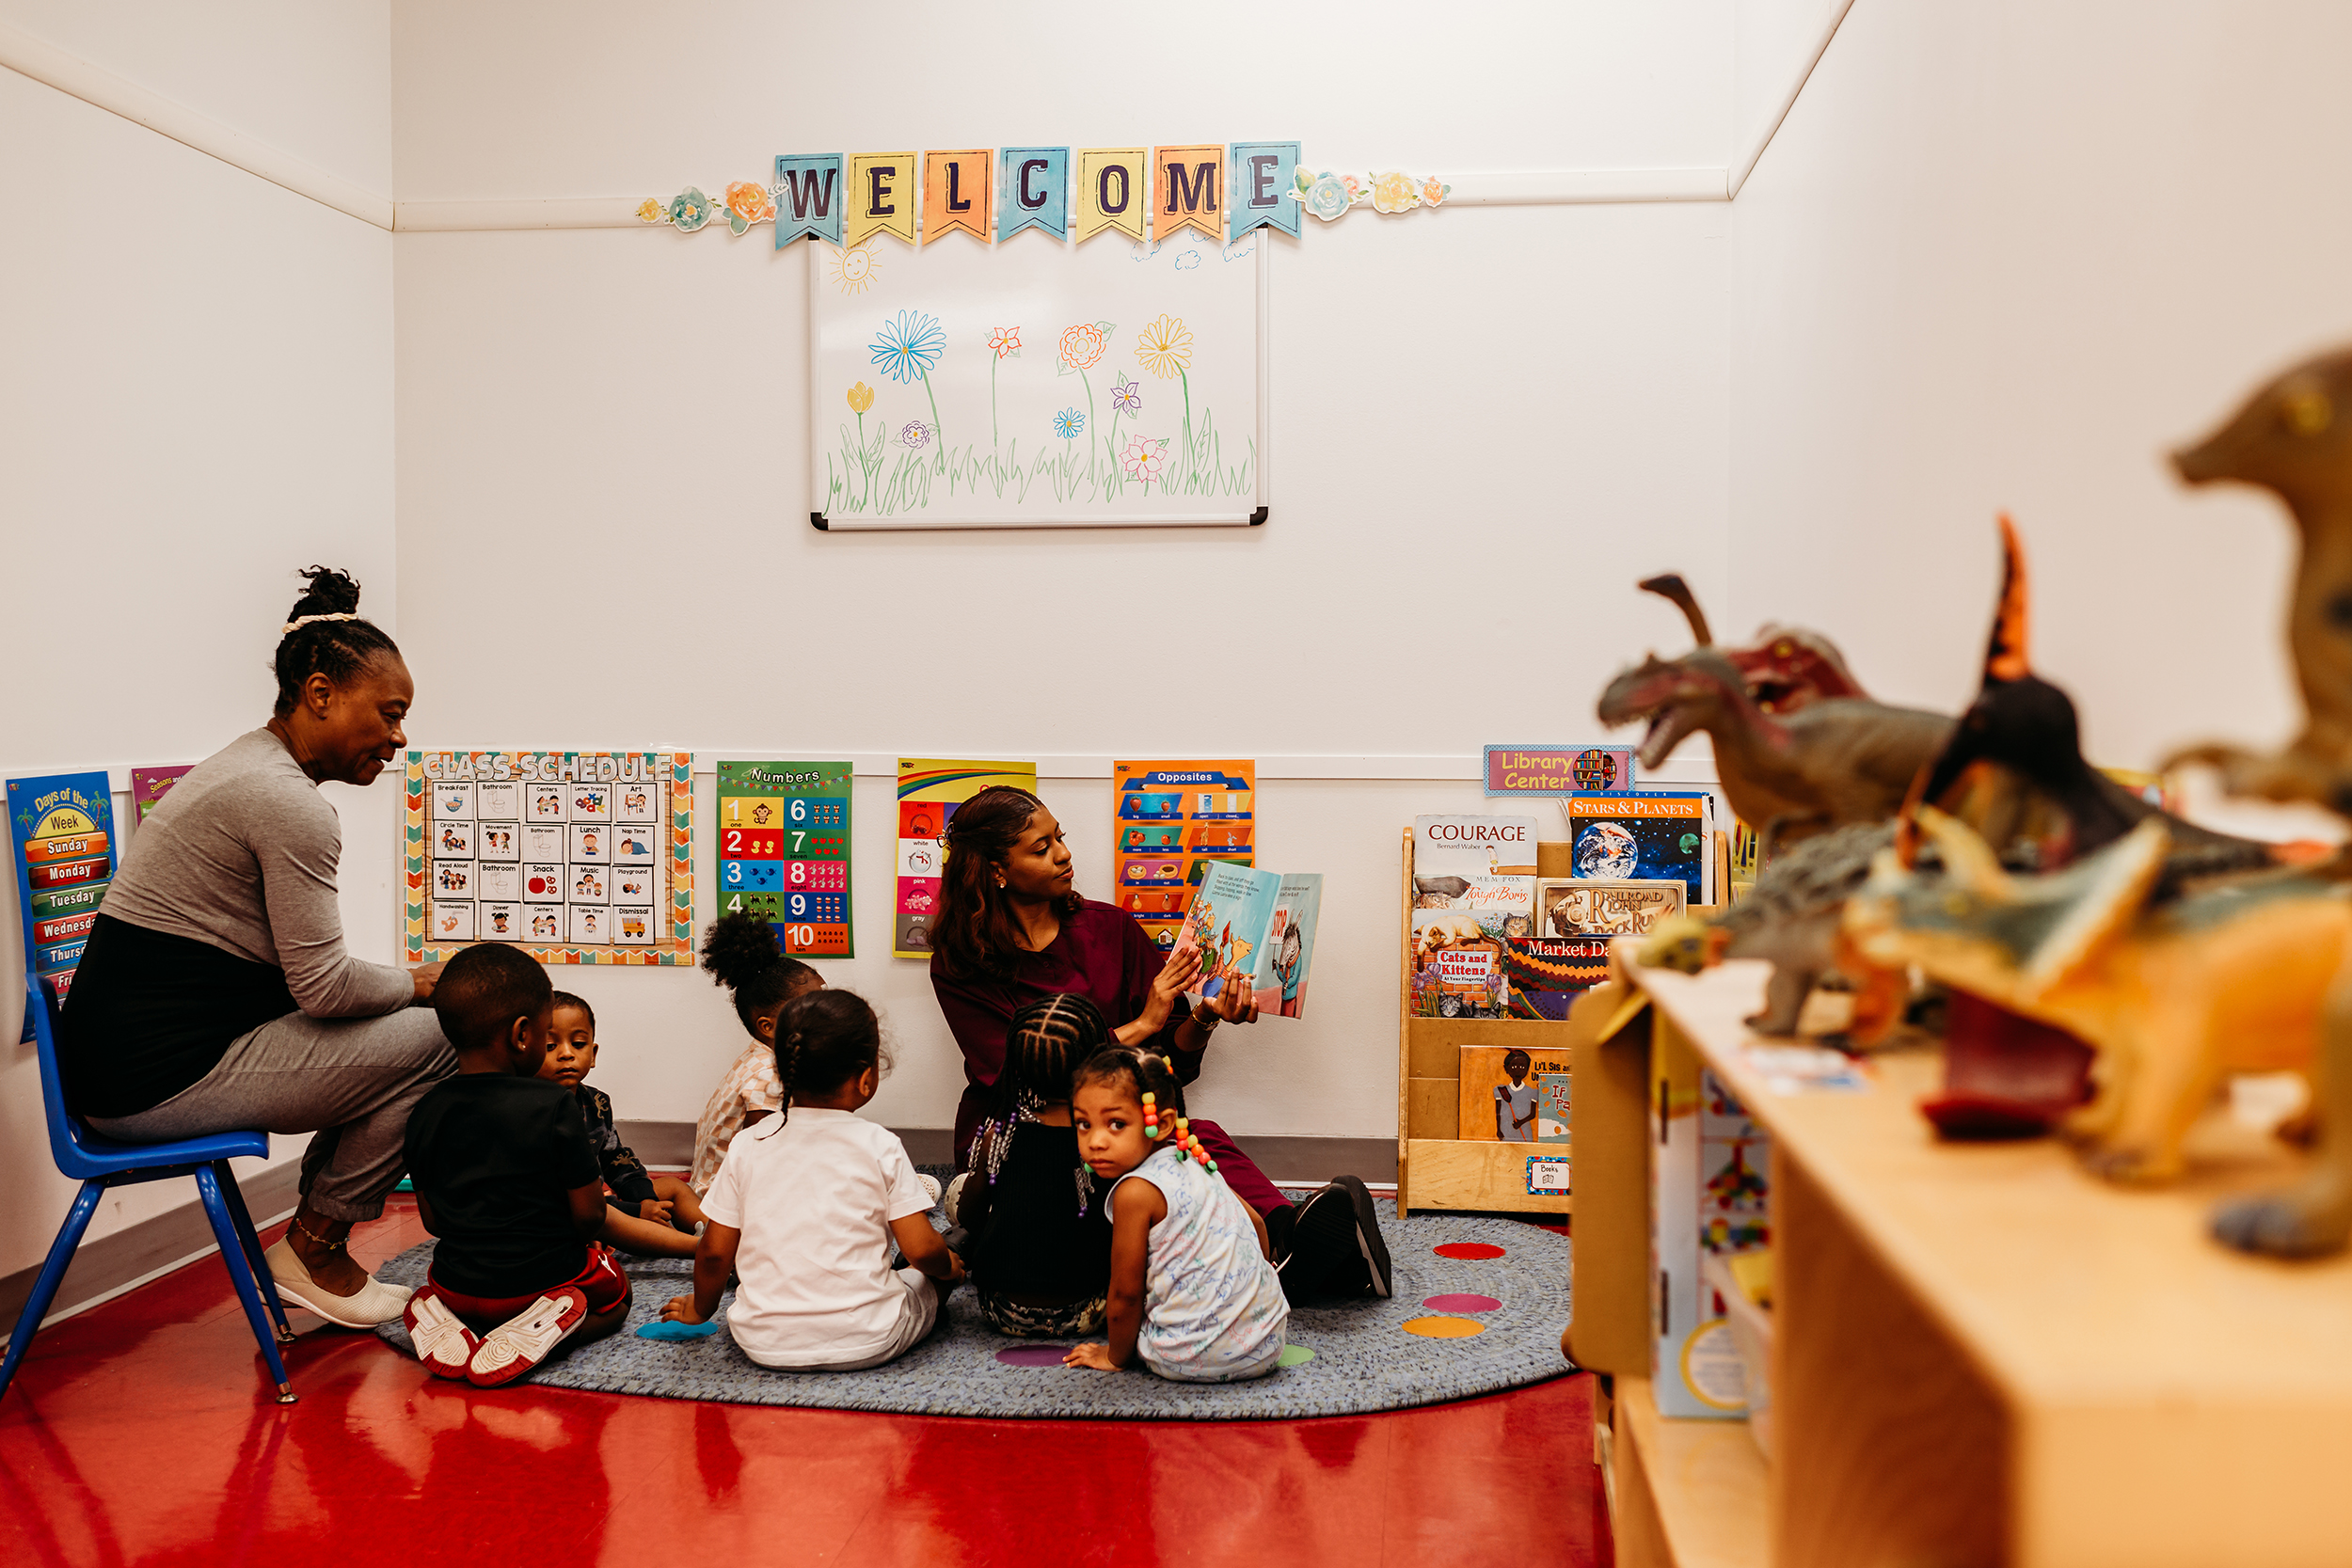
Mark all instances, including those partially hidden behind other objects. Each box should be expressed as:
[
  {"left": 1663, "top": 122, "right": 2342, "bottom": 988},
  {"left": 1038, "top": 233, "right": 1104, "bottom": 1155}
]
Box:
[{"left": 87, "top": 1006, "right": 454, "bottom": 1221}]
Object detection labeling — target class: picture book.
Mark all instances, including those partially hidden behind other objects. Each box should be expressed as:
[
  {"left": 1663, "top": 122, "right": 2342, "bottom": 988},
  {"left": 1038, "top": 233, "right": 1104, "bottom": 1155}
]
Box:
[
  {"left": 1457, "top": 1043, "right": 1571, "bottom": 1144},
  {"left": 1411, "top": 815, "right": 1538, "bottom": 998},
  {"left": 1534, "top": 1070, "right": 1572, "bottom": 1146},
  {"left": 129, "top": 765, "right": 193, "bottom": 824},
  {"left": 1503, "top": 935, "right": 1610, "bottom": 1021},
  {"left": 1169, "top": 861, "right": 1322, "bottom": 1018},
  {"left": 1534, "top": 877, "right": 1686, "bottom": 939},
  {"left": 1112, "top": 759, "right": 1256, "bottom": 951},
  {"left": 1409, "top": 936, "right": 1511, "bottom": 1019},
  {"left": 1560, "top": 792, "right": 1713, "bottom": 903}
]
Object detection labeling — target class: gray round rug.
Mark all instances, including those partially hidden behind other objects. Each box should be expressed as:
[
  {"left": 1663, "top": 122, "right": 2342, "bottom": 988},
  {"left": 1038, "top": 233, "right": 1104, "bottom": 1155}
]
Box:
[{"left": 371, "top": 1196, "right": 1570, "bottom": 1420}]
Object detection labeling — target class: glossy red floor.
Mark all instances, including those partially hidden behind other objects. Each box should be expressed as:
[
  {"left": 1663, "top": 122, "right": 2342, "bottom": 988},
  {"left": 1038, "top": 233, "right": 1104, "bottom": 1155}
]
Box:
[{"left": 0, "top": 1200, "right": 1611, "bottom": 1567}]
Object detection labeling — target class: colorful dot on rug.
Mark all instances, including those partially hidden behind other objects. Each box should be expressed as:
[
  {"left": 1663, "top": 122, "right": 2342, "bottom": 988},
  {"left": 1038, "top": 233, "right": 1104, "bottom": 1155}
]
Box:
[
  {"left": 1277, "top": 1344, "right": 1315, "bottom": 1368},
  {"left": 1433, "top": 1242, "right": 1506, "bottom": 1260},
  {"left": 995, "top": 1345, "right": 1072, "bottom": 1367},
  {"left": 1400, "top": 1316, "right": 1486, "bottom": 1339},
  {"left": 1422, "top": 1293, "right": 1501, "bottom": 1313}
]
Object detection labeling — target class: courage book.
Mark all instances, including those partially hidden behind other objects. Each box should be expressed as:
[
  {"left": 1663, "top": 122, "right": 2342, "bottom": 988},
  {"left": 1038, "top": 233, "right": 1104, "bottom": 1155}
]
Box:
[{"left": 1170, "top": 861, "right": 1323, "bottom": 1018}]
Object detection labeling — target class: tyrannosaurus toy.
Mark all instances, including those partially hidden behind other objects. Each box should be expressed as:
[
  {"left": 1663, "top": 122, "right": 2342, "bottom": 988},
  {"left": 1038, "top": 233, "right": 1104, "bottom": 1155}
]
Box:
[
  {"left": 1633, "top": 574, "right": 1868, "bottom": 714},
  {"left": 1597, "top": 578, "right": 1952, "bottom": 856}
]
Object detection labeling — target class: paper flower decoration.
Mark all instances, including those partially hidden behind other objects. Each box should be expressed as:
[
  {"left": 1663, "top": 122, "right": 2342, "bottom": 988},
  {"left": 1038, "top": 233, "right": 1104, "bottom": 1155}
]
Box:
[
  {"left": 989, "top": 325, "right": 1023, "bottom": 359},
  {"left": 846, "top": 382, "right": 875, "bottom": 414},
  {"left": 1121, "top": 435, "right": 1168, "bottom": 483},
  {"left": 1112, "top": 378, "right": 1141, "bottom": 414},
  {"left": 1054, "top": 407, "right": 1086, "bottom": 439},
  {"left": 1421, "top": 176, "right": 1451, "bottom": 209},
  {"left": 1057, "top": 322, "right": 1108, "bottom": 372},
  {"left": 1136, "top": 315, "right": 1194, "bottom": 380},
  {"left": 1372, "top": 172, "right": 1420, "bottom": 214},
  {"left": 870, "top": 310, "right": 946, "bottom": 385},
  {"left": 1293, "top": 168, "right": 1357, "bottom": 222},
  {"left": 634, "top": 198, "right": 664, "bottom": 224},
  {"left": 667, "top": 187, "right": 712, "bottom": 232},
  {"left": 723, "top": 181, "right": 775, "bottom": 234},
  {"left": 899, "top": 420, "right": 933, "bottom": 451}
]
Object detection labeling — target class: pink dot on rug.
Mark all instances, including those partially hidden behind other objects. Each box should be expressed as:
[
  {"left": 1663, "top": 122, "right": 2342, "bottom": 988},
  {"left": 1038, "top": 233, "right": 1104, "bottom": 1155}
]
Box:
[
  {"left": 994, "top": 1346, "right": 1070, "bottom": 1367},
  {"left": 1422, "top": 1293, "right": 1501, "bottom": 1313},
  {"left": 1433, "top": 1242, "right": 1506, "bottom": 1260}
]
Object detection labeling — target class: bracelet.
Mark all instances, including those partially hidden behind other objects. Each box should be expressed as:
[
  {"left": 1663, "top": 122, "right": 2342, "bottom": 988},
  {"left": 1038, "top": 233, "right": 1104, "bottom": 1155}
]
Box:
[{"left": 1189, "top": 1005, "right": 1222, "bottom": 1030}]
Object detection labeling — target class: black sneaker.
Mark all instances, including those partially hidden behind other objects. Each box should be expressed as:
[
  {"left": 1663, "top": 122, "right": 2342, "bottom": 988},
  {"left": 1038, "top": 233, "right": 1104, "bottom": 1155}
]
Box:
[
  {"left": 1264, "top": 1201, "right": 1298, "bottom": 1266},
  {"left": 1282, "top": 1182, "right": 1368, "bottom": 1302},
  {"left": 1330, "top": 1176, "right": 1392, "bottom": 1298}
]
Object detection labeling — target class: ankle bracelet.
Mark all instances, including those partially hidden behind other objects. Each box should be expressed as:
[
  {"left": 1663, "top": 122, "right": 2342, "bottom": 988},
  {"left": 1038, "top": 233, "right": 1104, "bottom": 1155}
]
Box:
[{"left": 291, "top": 1214, "right": 348, "bottom": 1252}]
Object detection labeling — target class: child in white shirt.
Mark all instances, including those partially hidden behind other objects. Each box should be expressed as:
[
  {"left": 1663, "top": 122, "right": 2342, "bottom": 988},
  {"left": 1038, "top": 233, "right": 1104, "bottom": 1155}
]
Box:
[{"left": 660, "top": 989, "right": 961, "bottom": 1370}]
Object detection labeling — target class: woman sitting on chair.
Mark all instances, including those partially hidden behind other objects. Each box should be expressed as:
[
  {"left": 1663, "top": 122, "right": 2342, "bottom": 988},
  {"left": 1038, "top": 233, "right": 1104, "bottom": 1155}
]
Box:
[{"left": 60, "top": 567, "right": 451, "bottom": 1328}]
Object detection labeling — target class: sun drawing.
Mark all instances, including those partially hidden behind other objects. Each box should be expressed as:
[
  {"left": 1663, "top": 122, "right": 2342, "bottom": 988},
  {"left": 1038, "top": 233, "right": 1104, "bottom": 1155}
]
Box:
[{"left": 828, "top": 241, "right": 881, "bottom": 294}]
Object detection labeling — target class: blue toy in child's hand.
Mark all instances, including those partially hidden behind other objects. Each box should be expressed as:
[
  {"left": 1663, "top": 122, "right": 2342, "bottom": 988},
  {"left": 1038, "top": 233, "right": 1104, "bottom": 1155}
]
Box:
[{"left": 636, "top": 1318, "right": 721, "bottom": 1340}]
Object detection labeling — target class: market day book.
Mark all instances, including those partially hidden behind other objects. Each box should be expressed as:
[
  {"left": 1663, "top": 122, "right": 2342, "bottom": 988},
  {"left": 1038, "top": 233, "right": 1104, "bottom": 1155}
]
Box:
[
  {"left": 1558, "top": 792, "right": 1712, "bottom": 903},
  {"left": 1504, "top": 935, "right": 1611, "bottom": 1021},
  {"left": 1170, "top": 861, "right": 1323, "bottom": 1018}
]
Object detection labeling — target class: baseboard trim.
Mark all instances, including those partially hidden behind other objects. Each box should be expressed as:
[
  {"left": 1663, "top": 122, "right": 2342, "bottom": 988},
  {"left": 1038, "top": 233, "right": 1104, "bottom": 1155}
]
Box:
[
  {"left": 619, "top": 1121, "right": 1397, "bottom": 1184},
  {"left": 0, "top": 1161, "right": 301, "bottom": 1350}
]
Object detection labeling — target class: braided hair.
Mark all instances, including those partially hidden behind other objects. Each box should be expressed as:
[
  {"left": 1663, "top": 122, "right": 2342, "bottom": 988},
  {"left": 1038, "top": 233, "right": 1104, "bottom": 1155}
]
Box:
[
  {"left": 764, "top": 990, "right": 885, "bottom": 1130},
  {"left": 272, "top": 566, "right": 402, "bottom": 717},
  {"left": 973, "top": 993, "right": 1108, "bottom": 1196},
  {"left": 1075, "top": 1043, "right": 1223, "bottom": 1177},
  {"left": 700, "top": 911, "right": 820, "bottom": 1035}
]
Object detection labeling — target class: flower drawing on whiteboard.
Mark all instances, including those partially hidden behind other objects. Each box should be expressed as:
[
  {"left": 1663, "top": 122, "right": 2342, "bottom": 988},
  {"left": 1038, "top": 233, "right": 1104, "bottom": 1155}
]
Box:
[
  {"left": 870, "top": 310, "right": 945, "bottom": 385},
  {"left": 1111, "top": 379, "right": 1141, "bottom": 415},
  {"left": 1136, "top": 315, "right": 1194, "bottom": 380},
  {"left": 723, "top": 181, "right": 776, "bottom": 234},
  {"left": 846, "top": 382, "right": 875, "bottom": 414},
  {"left": 827, "top": 240, "right": 881, "bottom": 294},
  {"left": 1053, "top": 407, "right": 1086, "bottom": 439},
  {"left": 1121, "top": 435, "right": 1168, "bottom": 488},
  {"left": 1057, "top": 322, "right": 1108, "bottom": 374},
  {"left": 899, "top": 420, "right": 933, "bottom": 451},
  {"left": 988, "top": 325, "right": 1023, "bottom": 359}
]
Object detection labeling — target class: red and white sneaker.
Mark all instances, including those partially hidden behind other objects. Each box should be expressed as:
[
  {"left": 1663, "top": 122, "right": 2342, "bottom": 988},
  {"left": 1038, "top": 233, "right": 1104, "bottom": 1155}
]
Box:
[
  {"left": 466, "top": 1287, "right": 589, "bottom": 1387},
  {"left": 403, "top": 1289, "right": 480, "bottom": 1380}
]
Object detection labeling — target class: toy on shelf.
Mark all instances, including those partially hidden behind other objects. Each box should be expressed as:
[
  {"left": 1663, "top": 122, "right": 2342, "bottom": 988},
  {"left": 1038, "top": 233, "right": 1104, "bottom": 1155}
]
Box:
[
  {"left": 1596, "top": 578, "right": 1950, "bottom": 858},
  {"left": 1634, "top": 574, "right": 1867, "bottom": 714}
]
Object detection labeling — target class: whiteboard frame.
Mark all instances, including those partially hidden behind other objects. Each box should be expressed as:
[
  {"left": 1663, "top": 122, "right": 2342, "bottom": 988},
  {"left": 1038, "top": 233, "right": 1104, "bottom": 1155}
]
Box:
[{"left": 808, "top": 241, "right": 1269, "bottom": 533}]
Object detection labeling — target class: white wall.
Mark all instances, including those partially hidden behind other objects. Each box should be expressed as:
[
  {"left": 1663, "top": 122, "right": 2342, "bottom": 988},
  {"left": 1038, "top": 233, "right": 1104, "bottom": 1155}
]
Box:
[
  {"left": 389, "top": 0, "right": 1739, "bottom": 1147},
  {"left": 0, "top": 8, "right": 393, "bottom": 1283},
  {"left": 1726, "top": 0, "right": 2352, "bottom": 769}
]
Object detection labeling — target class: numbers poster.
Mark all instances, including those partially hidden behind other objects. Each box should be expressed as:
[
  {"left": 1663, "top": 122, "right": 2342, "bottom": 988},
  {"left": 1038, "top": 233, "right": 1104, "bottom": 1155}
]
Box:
[
  {"left": 405, "top": 751, "right": 693, "bottom": 966},
  {"left": 895, "top": 757, "right": 1038, "bottom": 958},
  {"left": 8, "top": 770, "right": 116, "bottom": 1031},
  {"left": 1112, "top": 760, "right": 1255, "bottom": 950},
  {"left": 715, "top": 761, "right": 853, "bottom": 958}
]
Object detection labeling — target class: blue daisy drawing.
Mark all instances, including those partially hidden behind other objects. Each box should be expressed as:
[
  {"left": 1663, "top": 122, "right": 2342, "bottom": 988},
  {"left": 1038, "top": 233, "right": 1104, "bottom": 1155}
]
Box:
[
  {"left": 869, "top": 310, "right": 946, "bottom": 385},
  {"left": 1054, "top": 407, "right": 1086, "bottom": 439}
]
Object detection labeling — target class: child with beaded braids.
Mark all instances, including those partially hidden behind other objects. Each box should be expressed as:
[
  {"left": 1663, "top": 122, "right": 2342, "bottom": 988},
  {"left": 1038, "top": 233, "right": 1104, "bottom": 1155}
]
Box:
[
  {"left": 660, "top": 989, "right": 961, "bottom": 1370},
  {"left": 960, "top": 993, "right": 1116, "bottom": 1338},
  {"left": 1065, "top": 1044, "right": 1288, "bottom": 1381}
]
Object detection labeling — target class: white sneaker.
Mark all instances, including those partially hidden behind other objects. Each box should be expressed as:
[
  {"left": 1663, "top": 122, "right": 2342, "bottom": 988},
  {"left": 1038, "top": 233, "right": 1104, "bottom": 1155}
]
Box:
[
  {"left": 917, "top": 1173, "right": 944, "bottom": 1210},
  {"left": 467, "top": 1288, "right": 588, "bottom": 1387},
  {"left": 404, "top": 1291, "right": 478, "bottom": 1379},
  {"left": 263, "top": 1237, "right": 414, "bottom": 1328}
]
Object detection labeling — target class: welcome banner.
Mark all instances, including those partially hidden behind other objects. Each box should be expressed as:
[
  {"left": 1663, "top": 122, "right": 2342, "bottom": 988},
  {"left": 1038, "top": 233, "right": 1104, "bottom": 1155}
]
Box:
[{"left": 640, "top": 144, "right": 1452, "bottom": 248}]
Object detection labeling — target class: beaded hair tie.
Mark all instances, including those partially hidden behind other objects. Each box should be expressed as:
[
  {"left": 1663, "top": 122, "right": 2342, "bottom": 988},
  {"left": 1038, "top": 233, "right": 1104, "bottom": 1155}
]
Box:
[{"left": 1140, "top": 1091, "right": 1217, "bottom": 1174}]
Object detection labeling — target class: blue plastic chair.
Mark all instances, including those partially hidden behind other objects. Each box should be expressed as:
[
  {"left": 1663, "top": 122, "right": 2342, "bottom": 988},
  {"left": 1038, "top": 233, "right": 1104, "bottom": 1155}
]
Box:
[{"left": 1, "top": 980, "right": 297, "bottom": 1404}]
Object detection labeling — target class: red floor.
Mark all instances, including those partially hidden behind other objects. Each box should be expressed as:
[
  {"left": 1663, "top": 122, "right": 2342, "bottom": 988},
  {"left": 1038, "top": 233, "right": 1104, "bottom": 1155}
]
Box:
[{"left": 0, "top": 1200, "right": 1611, "bottom": 1567}]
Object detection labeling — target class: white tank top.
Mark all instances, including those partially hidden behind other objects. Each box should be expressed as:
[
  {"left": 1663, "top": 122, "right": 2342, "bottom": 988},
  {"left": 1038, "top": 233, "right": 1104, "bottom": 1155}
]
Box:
[{"left": 1112, "top": 1145, "right": 1288, "bottom": 1382}]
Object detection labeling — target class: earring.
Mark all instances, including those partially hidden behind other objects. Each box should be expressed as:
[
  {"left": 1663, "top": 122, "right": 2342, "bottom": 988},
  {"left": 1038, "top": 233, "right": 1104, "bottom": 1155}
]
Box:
[{"left": 996, "top": 876, "right": 1006, "bottom": 888}]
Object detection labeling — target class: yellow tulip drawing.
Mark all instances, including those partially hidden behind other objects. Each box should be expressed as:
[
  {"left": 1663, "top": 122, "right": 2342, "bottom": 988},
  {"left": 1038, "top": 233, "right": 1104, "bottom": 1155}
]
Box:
[{"left": 847, "top": 382, "right": 875, "bottom": 413}]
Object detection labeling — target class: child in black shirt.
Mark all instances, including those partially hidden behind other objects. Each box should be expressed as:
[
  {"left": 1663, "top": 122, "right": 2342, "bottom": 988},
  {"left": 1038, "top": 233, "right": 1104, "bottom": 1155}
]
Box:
[{"left": 401, "top": 944, "right": 632, "bottom": 1386}]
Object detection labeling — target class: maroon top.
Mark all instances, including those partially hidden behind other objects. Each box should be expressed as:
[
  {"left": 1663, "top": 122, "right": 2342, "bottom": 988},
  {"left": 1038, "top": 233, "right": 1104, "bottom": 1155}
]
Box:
[{"left": 930, "top": 898, "right": 1193, "bottom": 1157}]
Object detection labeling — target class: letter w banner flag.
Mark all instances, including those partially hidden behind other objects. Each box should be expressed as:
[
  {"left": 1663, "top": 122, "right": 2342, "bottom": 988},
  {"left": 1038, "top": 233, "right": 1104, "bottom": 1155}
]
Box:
[
  {"left": 996, "top": 147, "right": 1069, "bottom": 242},
  {"left": 1154, "top": 144, "right": 1224, "bottom": 243},
  {"left": 922, "top": 150, "right": 993, "bottom": 245},
  {"left": 773, "top": 153, "right": 844, "bottom": 246}
]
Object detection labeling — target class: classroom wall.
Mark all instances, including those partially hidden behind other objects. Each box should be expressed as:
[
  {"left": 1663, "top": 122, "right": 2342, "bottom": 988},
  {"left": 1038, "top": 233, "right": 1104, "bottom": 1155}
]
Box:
[
  {"left": 1724, "top": 0, "right": 2352, "bottom": 770},
  {"left": 387, "top": 0, "right": 1739, "bottom": 1148},
  {"left": 0, "top": 6, "right": 394, "bottom": 1283}
]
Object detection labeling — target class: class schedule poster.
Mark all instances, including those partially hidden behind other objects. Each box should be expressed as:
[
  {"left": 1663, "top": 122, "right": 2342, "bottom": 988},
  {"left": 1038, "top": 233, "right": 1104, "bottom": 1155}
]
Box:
[
  {"left": 896, "top": 758, "right": 1037, "bottom": 958},
  {"left": 8, "top": 770, "right": 117, "bottom": 1036},
  {"left": 716, "top": 761, "right": 853, "bottom": 958},
  {"left": 1111, "top": 760, "right": 1256, "bottom": 951}
]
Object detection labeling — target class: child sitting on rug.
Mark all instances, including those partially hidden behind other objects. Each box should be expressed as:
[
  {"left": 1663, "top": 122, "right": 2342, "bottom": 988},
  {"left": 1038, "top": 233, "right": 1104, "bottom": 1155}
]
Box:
[
  {"left": 960, "top": 993, "right": 1115, "bottom": 1338},
  {"left": 1064, "top": 1045, "right": 1289, "bottom": 1382},
  {"left": 690, "top": 913, "right": 823, "bottom": 1194},
  {"left": 539, "top": 990, "right": 699, "bottom": 1259},
  {"left": 400, "top": 944, "right": 633, "bottom": 1386},
  {"left": 660, "top": 989, "right": 961, "bottom": 1370}
]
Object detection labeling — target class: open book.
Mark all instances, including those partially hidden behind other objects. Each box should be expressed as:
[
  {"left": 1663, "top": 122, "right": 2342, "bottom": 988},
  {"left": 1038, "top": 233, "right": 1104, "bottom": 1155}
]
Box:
[{"left": 1169, "top": 861, "right": 1323, "bottom": 1019}]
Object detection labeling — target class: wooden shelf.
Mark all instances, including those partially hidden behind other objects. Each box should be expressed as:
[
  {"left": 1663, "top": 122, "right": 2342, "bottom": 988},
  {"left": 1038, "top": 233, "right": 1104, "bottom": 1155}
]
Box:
[
  {"left": 1629, "top": 957, "right": 2352, "bottom": 1568},
  {"left": 1608, "top": 1374, "right": 1769, "bottom": 1568}
]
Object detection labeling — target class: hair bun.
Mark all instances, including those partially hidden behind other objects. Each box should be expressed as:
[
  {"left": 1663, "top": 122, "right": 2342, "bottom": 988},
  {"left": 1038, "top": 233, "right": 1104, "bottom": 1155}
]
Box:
[
  {"left": 287, "top": 565, "right": 363, "bottom": 624},
  {"left": 701, "top": 909, "right": 785, "bottom": 990}
]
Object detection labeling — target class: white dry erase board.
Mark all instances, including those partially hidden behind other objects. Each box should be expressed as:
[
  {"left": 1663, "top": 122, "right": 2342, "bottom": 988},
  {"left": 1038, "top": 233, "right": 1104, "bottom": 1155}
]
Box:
[{"left": 809, "top": 234, "right": 1268, "bottom": 531}]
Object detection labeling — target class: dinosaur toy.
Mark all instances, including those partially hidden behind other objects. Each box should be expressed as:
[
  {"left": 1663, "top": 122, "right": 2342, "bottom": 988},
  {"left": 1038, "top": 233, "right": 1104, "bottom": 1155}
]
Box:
[
  {"left": 1597, "top": 581, "right": 1951, "bottom": 857},
  {"left": 1634, "top": 574, "right": 1869, "bottom": 714}
]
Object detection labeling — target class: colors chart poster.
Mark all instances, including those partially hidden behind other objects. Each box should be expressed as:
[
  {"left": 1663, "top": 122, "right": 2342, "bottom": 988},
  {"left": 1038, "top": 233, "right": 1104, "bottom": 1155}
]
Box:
[{"left": 896, "top": 758, "right": 1037, "bottom": 958}]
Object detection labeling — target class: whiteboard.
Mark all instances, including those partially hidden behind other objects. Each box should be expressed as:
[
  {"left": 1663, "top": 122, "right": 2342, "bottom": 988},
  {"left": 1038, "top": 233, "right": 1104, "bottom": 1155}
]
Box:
[{"left": 808, "top": 233, "right": 1267, "bottom": 531}]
